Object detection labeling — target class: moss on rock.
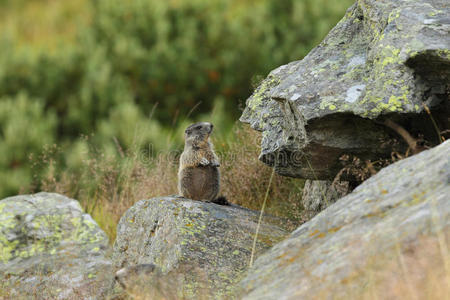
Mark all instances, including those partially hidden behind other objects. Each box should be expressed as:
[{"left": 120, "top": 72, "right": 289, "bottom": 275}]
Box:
[
  {"left": 0, "top": 192, "right": 112, "bottom": 299},
  {"left": 240, "top": 0, "right": 450, "bottom": 180},
  {"left": 112, "top": 197, "right": 288, "bottom": 299}
]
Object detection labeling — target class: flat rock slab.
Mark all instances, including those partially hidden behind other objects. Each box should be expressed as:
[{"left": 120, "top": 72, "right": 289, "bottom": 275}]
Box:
[
  {"left": 112, "top": 197, "right": 288, "bottom": 299},
  {"left": 0, "top": 192, "right": 112, "bottom": 299},
  {"left": 241, "top": 0, "right": 449, "bottom": 180},
  {"left": 240, "top": 140, "right": 450, "bottom": 299}
]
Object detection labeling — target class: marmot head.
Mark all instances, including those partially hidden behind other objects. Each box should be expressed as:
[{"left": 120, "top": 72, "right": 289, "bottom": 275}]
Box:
[{"left": 184, "top": 122, "right": 213, "bottom": 147}]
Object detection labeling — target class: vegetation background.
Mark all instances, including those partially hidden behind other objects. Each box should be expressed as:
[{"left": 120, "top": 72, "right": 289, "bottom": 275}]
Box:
[{"left": 0, "top": 0, "right": 353, "bottom": 239}]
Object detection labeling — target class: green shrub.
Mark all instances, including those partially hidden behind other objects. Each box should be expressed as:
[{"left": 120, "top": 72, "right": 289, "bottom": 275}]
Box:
[
  {"left": 89, "top": 0, "right": 354, "bottom": 121},
  {"left": 0, "top": 93, "right": 56, "bottom": 196}
]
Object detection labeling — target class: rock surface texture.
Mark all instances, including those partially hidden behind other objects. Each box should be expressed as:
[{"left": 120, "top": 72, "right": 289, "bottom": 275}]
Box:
[
  {"left": 240, "top": 0, "right": 450, "bottom": 180},
  {"left": 112, "top": 197, "right": 288, "bottom": 299},
  {"left": 240, "top": 140, "right": 450, "bottom": 299},
  {"left": 302, "top": 180, "right": 350, "bottom": 212},
  {"left": 0, "top": 192, "right": 112, "bottom": 299}
]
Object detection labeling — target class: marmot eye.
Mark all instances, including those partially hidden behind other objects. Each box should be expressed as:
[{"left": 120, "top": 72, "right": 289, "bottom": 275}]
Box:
[{"left": 195, "top": 126, "right": 202, "bottom": 130}]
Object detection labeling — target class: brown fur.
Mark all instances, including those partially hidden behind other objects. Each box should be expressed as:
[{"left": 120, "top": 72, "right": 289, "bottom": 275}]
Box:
[
  {"left": 178, "top": 166, "right": 219, "bottom": 200},
  {"left": 178, "top": 122, "right": 222, "bottom": 202}
]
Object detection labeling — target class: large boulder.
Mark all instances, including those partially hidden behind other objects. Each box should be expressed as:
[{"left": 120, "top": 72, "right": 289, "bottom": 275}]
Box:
[
  {"left": 0, "top": 192, "right": 112, "bottom": 299},
  {"left": 112, "top": 197, "right": 288, "bottom": 299},
  {"left": 240, "top": 0, "right": 449, "bottom": 180},
  {"left": 240, "top": 140, "right": 450, "bottom": 299}
]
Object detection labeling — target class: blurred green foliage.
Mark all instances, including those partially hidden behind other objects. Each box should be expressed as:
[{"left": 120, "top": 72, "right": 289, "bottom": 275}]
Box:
[
  {"left": 0, "top": 93, "right": 57, "bottom": 195},
  {"left": 0, "top": 0, "right": 353, "bottom": 197}
]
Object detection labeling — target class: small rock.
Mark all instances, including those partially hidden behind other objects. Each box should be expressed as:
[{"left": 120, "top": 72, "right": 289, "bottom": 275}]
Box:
[{"left": 302, "top": 180, "right": 350, "bottom": 212}]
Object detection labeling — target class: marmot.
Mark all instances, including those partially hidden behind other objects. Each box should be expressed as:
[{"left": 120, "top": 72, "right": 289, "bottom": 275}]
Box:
[{"left": 178, "top": 122, "right": 228, "bottom": 205}]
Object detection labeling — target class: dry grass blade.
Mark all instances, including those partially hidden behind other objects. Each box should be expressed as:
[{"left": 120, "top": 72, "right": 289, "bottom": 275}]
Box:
[
  {"left": 249, "top": 167, "right": 275, "bottom": 267},
  {"left": 422, "top": 103, "right": 444, "bottom": 143},
  {"left": 383, "top": 119, "right": 420, "bottom": 154}
]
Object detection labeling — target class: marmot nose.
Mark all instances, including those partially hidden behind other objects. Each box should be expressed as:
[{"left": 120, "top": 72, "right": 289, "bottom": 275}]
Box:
[{"left": 209, "top": 123, "right": 214, "bottom": 132}]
